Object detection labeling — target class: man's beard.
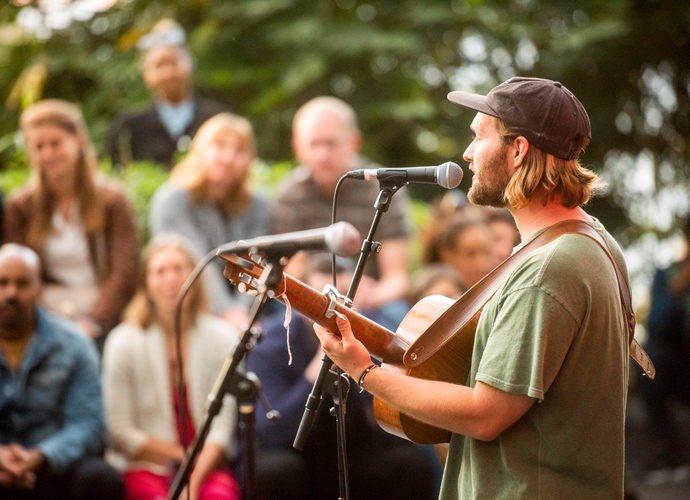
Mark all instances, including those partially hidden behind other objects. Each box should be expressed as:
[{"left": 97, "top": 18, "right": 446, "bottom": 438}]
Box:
[
  {"left": 0, "top": 298, "right": 32, "bottom": 333},
  {"left": 467, "top": 146, "right": 513, "bottom": 208},
  {"left": 161, "top": 80, "right": 190, "bottom": 104}
]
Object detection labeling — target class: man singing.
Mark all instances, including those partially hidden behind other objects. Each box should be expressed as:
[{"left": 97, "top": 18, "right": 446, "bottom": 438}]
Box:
[{"left": 315, "top": 77, "right": 631, "bottom": 499}]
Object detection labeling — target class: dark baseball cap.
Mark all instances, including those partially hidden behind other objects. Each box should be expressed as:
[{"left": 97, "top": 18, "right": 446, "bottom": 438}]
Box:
[{"left": 447, "top": 77, "right": 591, "bottom": 161}]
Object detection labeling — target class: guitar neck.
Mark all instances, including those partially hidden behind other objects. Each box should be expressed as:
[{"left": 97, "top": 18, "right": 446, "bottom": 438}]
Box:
[{"left": 272, "top": 274, "right": 408, "bottom": 364}]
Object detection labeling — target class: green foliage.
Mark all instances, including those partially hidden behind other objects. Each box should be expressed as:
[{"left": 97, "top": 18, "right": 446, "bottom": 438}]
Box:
[
  {"left": 1, "top": 0, "right": 689, "bottom": 287},
  {"left": 409, "top": 197, "right": 436, "bottom": 272},
  {"left": 0, "top": 130, "right": 25, "bottom": 180},
  {"left": 0, "top": 159, "right": 29, "bottom": 196},
  {"left": 112, "top": 161, "right": 170, "bottom": 244}
]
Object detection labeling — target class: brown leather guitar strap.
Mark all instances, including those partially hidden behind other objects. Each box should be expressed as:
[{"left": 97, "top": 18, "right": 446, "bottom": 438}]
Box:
[{"left": 403, "top": 219, "right": 656, "bottom": 379}]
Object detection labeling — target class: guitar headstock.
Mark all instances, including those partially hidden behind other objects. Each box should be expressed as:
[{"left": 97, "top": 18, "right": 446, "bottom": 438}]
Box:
[{"left": 220, "top": 251, "right": 268, "bottom": 294}]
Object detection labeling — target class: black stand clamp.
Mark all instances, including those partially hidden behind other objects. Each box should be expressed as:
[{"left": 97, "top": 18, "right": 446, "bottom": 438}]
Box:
[{"left": 293, "top": 179, "right": 404, "bottom": 500}]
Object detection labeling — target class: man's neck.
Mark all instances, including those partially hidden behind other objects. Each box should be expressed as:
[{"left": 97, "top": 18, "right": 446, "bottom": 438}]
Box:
[
  {"left": 509, "top": 195, "right": 592, "bottom": 242},
  {"left": 0, "top": 329, "right": 34, "bottom": 372}
]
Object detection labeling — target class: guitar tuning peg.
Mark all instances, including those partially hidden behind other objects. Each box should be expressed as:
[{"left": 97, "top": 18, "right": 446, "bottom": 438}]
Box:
[{"left": 238, "top": 272, "right": 265, "bottom": 295}]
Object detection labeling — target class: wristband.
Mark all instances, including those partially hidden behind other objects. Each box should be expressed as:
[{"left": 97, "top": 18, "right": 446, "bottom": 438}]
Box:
[{"left": 357, "top": 363, "right": 379, "bottom": 393}]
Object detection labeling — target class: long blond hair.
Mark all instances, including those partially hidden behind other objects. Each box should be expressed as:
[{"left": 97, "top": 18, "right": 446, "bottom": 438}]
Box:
[
  {"left": 494, "top": 117, "right": 605, "bottom": 209},
  {"left": 123, "top": 233, "right": 209, "bottom": 329},
  {"left": 20, "top": 99, "right": 104, "bottom": 248},
  {"left": 171, "top": 112, "right": 255, "bottom": 216}
]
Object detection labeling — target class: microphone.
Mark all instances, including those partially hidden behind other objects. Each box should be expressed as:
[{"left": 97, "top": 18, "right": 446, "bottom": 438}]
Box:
[
  {"left": 216, "top": 222, "right": 362, "bottom": 259},
  {"left": 346, "top": 161, "right": 463, "bottom": 189}
]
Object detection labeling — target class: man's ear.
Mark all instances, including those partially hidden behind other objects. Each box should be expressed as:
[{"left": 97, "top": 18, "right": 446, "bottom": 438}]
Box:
[
  {"left": 512, "top": 136, "right": 529, "bottom": 167},
  {"left": 349, "top": 129, "right": 363, "bottom": 154},
  {"left": 291, "top": 134, "right": 302, "bottom": 162}
]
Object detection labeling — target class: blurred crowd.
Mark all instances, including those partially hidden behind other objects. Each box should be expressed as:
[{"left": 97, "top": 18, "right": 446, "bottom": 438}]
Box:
[{"left": 1, "top": 19, "right": 687, "bottom": 500}]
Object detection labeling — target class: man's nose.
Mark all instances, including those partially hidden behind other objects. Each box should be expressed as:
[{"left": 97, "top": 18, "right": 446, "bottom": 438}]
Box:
[
  {"left": 2, "top": 283, "right": 18, "bottom": 297},
  {"left": 160, "top": 64, "right": 177, "bottom": 80},
  {"left": 313, "top": 145, "right": 331, "bottom": 162},
  {"left": 463, "top": 142, "right": 474, "bottom": 164}
]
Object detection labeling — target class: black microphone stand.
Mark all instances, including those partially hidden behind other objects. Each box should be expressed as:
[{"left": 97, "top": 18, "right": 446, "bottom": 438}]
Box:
[
  {"left": 293, "top": 178, "right": 406, "bottom": 500},
  {"left": 167, "top": 261, "right": 282, "bottom": 500}
]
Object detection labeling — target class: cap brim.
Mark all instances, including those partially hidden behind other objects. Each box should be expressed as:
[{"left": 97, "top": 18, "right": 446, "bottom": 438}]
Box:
[{"left": 447, "top": 91, "right": 498, "bottom": 118}]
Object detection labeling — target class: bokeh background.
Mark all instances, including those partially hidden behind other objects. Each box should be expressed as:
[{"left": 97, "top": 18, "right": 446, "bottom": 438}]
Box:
[
  {"left": 2, "top": 2, "right": 690, "bottom": 498},
  {"left": 1, "top": 0, "right": 689, "bottom": 322}
]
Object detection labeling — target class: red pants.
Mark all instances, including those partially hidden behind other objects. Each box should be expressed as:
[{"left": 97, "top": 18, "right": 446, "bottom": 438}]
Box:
[{"left": 123, "top": 469, "right": 240, "bottom": 500}]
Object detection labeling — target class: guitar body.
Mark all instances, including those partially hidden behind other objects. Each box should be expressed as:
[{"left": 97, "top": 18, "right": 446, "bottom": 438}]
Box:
[
  {"left": 374, "top": 295, "right": 480, "bottom": 444},
  {"left": 220, "top": 255, "right": 478, "bottom": 445}
]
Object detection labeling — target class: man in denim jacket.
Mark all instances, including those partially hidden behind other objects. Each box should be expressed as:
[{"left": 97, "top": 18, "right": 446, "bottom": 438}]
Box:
[{"left": 0, "top": 244, "right": 124, "bottom": 500}]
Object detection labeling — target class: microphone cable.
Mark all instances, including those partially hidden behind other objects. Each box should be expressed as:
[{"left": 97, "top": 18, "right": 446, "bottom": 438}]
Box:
[
  {"left": 331, "top": 174, "right": 349, "bottom": 287},
  {"left": 172, "top": 247, "right": 219, "bottom": 500}
]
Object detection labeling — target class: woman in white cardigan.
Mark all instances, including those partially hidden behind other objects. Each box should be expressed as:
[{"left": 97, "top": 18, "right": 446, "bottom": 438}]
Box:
[{"left": 102, "top": 234, "right": 240, "bottom": 500}]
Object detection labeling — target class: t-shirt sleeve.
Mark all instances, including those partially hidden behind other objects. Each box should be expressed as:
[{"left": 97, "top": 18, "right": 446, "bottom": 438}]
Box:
[{"left": 475, "top": 285, "right": 580, "bottom": 400}]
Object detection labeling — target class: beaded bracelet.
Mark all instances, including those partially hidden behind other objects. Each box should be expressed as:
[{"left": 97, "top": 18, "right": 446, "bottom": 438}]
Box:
[{"left": 357, "top": 363, "right": 379, "bottom": 393}]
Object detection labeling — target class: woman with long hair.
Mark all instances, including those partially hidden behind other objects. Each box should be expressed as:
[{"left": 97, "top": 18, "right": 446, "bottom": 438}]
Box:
[
  {"left": 149, "top": 112, "right": 270, "bottom": 327},
  {"left": 3, "top": 99, "right": 138, "bottom": 341},
  {"left": 102, "top": 233, "right": 240, "bottom": 500}
]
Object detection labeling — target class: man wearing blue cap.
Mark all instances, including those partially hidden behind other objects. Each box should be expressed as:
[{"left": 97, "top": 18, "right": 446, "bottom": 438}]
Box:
[{"left": 314, "top": 77, "right": 640, "bottom": 499}]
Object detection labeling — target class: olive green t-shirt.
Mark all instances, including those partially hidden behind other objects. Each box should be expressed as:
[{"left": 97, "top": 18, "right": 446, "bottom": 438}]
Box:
[{"left": 440, "top": 220, "right": 629, "bottom": 500}]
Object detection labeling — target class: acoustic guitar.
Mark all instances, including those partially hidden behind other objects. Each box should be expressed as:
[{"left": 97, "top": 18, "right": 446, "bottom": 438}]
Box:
[{"left": 221, "top": 253, "right": 478, "bottom": 444}]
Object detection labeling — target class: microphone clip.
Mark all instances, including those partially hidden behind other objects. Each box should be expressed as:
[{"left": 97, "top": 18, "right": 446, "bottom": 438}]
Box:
[{"left": 373, "top": 182, "right": 402, "bottom": 212}]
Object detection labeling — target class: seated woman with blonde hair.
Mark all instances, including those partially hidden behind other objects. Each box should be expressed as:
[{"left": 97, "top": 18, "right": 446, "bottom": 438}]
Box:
[
  {"left": 4, "top": 99, "right": 138, "bottom": 342},
  {"left": 149, "top": 112, "right": 271, "bottom": 327},
  {"left": 102, "top": 233, "right": 241, "bottom": 500}
]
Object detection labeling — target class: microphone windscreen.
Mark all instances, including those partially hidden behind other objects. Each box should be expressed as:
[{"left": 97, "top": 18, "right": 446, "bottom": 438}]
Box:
[
  {"left": 326, "top": 222, "right": 362, "bottom": 257},
  {"left": 437, "top": 162, "right": 463, "bottom": 189}
]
